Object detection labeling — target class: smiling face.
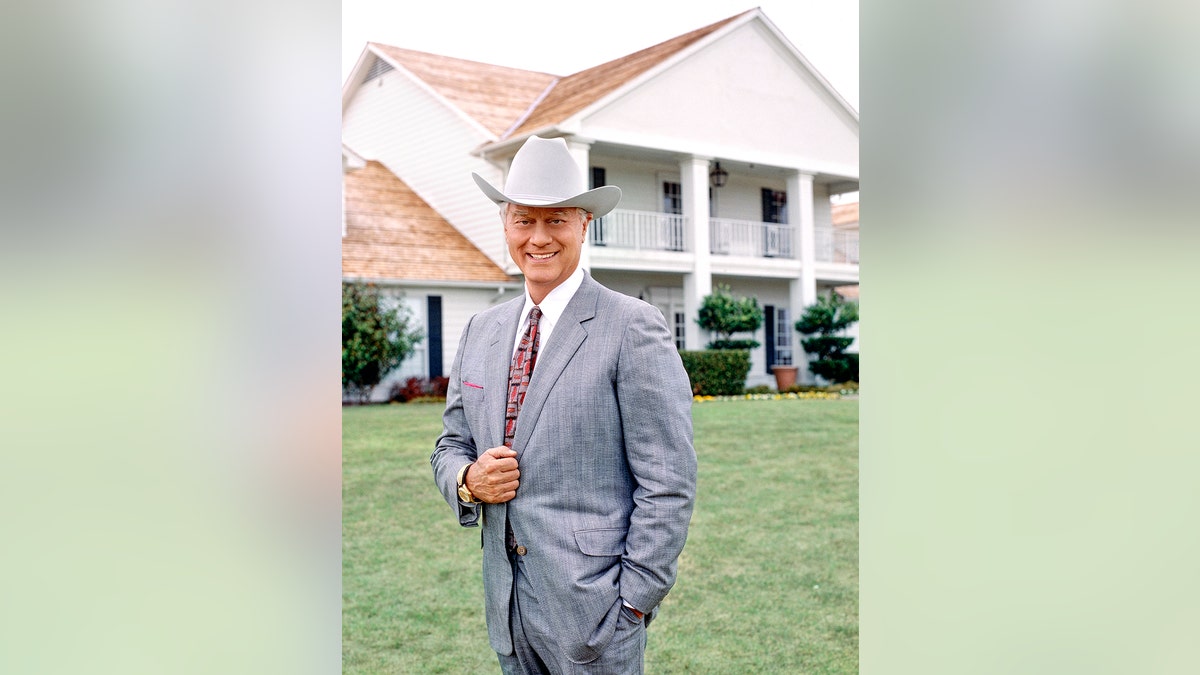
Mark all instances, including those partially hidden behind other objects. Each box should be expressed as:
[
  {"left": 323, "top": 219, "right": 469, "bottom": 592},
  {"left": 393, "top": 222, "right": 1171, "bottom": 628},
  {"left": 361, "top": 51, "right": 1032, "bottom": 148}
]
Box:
[{"left": 504, "top": 204, "right": 591, "bottom": 304}]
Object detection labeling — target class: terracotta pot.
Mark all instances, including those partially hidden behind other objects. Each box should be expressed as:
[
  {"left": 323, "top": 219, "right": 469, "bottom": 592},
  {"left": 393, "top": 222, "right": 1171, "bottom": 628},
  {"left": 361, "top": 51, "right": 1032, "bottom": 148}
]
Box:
[{"left": 771, "top": 365, "right": 799, "bottom": 391}]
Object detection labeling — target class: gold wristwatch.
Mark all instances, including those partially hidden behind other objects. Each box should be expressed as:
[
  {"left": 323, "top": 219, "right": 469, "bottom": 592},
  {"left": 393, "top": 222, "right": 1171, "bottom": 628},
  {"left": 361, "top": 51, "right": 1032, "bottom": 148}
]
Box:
[{"left": 456, "top": 463, "right": 479, "bottom": 504}]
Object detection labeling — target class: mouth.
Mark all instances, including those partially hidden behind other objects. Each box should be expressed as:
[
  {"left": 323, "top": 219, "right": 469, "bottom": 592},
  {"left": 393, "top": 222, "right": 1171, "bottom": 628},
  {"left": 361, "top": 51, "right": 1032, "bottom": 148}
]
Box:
[{"left": 527, "top": 252, "right": 557, "bottom": 261}]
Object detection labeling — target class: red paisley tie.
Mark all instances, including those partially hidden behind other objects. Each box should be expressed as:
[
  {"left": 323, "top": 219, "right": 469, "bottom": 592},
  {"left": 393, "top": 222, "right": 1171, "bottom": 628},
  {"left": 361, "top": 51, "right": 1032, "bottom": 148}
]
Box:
[{"left": 503, "top": 307, "right": 541, "bottom": 447}]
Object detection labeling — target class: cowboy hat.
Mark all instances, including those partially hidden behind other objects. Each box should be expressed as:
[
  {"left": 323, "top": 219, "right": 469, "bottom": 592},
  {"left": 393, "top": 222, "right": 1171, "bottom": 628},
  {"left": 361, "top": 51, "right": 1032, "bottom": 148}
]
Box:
[{"left": 472, "top": 136, "right": 621, "bottom": 217}]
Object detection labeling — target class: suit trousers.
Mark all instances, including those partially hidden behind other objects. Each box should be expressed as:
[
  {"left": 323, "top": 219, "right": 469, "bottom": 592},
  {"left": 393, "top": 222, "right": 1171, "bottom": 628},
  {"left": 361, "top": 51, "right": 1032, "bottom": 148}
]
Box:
[{"left": 497, "top": 551, "right": 646, "bottom": 675}]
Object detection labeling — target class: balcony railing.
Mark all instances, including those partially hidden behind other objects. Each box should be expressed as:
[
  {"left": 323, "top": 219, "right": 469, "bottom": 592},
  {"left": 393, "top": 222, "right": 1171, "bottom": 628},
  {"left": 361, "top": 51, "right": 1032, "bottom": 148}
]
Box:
[
  {"left": 710, "top": 218, "right": 795, "bottom": 258},
  {"left": 590, "top": 211, "right": 858, "bottom": 266},
  {"left": 815, "top": 227, "right": 859, "bottom": 264},
  {"left": 590, "top": 209, "right": 688, "bottom": 251}
]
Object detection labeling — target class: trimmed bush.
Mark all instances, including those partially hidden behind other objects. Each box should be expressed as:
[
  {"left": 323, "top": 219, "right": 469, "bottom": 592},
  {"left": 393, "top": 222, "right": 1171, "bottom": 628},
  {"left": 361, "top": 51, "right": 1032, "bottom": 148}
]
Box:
[
  {"left": 697, "top": 284, "right": 763, "bottom": 350},
  {"left": 679, "top": 349, "right": 752, "bottom": 396},
  {"left": 795, "top": 293, "right": 858, "bottom": 386},
  {"left": 811, "top": 352, "right": 858, "bottom": 384}
]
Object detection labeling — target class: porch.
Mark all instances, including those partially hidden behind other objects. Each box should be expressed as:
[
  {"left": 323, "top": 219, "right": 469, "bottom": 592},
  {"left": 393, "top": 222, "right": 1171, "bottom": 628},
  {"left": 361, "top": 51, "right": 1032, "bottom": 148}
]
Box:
[{"left": 590, "top": 208, "right": 858, "bottom": 263}]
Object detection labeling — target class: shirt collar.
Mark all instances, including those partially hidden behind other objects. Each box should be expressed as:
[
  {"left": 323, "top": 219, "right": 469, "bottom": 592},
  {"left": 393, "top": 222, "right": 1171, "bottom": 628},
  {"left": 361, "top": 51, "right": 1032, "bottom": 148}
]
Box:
[
  {"left": 520, "top": 267, "right": 584, "bottom": 325},
  {"left": 512, "top": 268, "right": 584, "bottom": 358}
]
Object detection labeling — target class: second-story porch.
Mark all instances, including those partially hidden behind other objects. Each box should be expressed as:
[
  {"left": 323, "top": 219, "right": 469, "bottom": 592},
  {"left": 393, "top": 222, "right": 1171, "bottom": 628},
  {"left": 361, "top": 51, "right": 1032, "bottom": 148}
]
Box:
[{"left": 588, "top": 209, "right": 859, "bottom": 266}]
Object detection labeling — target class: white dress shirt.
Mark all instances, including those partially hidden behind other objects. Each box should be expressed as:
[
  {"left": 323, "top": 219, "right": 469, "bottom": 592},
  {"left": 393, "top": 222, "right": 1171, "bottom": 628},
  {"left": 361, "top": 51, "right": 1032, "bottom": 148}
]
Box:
[{"left": 511, "top": 267, "right": 585, "bottom": 360}]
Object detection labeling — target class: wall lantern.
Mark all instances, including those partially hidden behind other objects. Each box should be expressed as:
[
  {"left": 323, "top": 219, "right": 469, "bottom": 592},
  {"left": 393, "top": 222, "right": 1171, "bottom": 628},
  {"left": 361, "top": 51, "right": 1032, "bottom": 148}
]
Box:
[{"left": 709, "top": 161, "right": 729, "bottom": 188}]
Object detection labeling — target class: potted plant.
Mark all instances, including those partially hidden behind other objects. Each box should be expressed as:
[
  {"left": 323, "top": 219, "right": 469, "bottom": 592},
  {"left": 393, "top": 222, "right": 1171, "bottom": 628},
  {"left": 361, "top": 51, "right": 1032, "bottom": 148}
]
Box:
[{"left": 771, "top": 363, "right": 799, "bottom": 391}]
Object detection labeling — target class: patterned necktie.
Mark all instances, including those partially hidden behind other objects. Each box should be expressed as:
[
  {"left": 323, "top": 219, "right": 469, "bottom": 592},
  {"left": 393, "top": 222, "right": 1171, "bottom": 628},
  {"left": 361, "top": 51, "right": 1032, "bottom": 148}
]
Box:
[{"left": 504, "top": 306, "right": 542, "bottom": 447}]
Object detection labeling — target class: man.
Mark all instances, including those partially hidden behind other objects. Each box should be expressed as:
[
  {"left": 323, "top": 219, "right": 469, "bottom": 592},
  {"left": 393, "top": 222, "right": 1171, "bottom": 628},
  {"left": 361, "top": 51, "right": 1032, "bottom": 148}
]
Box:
[{"left": 431, "top": 135, "right": 697, "bottom": 674}]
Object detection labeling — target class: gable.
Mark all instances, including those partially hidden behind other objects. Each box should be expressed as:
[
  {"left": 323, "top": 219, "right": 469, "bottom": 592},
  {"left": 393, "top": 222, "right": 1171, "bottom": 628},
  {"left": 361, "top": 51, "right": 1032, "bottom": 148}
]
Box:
[
  {"left": 582, "top": 21, "right": 858, "bottom": 171},
  {"left": 504, "top": 12, "right": 745, "bottom": 139}
]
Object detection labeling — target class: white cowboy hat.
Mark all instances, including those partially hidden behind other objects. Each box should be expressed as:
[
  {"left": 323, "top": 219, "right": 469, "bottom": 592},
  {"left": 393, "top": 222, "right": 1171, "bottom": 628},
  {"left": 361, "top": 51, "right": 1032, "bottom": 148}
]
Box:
[{"left": 472, "top": 136, "right": 622, "bottom": 217}]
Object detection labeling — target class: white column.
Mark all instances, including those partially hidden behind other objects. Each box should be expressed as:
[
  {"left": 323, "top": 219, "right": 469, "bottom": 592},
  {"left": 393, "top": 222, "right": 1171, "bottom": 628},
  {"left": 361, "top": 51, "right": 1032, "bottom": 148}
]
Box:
[
  {"left": 681, "top": 157, "right": 712, "bottom": 350},
  {"left": 789, "top": 171, "right": 817, "bottom": 383},
  {"left": 565, "top": 138, "right": 594, "bottom": 274}
]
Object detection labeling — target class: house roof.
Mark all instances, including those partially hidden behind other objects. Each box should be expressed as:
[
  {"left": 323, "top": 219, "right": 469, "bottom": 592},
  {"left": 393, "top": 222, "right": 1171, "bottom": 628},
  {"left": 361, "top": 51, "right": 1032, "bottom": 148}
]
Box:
[
  {"left": 834, "top": 285, "right": 859, "bottom": 300},
  {"left": 504, "top": 11, "right": 749, "bottom": 139},
  {"left": 343, "top": 160, "right": 514, "bottom": 284},
  {"left": 369, "top": 44, "right": 557, "bottom": 138},
  {"left": 364, "top": 10, "right": 752, "bottom": 142},
  {"left": 832, "top": 202, "right": 858, "bottom": 227}
]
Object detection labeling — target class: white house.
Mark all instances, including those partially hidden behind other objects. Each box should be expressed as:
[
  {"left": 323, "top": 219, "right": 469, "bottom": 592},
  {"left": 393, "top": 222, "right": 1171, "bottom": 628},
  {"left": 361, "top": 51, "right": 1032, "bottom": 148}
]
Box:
[{"left": 342, "top": 8, "right": 859, "bottom": 392}]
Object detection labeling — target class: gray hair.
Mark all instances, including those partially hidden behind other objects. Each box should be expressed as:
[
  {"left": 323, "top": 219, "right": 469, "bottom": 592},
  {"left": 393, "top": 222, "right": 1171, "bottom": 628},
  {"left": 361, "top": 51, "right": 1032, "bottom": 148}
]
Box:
[{"left": 499, "top": 203, "right": 590, "bottom": 222}]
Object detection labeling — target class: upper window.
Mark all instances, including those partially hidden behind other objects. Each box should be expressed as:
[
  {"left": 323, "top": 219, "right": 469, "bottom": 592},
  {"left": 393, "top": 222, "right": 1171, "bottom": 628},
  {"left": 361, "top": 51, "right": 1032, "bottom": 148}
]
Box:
[
  {"left": 762, "top": 189, "right": 787, "bottom": 224},
  {"left": 663, "top": 182, "right": 682, "bottom": 215}
]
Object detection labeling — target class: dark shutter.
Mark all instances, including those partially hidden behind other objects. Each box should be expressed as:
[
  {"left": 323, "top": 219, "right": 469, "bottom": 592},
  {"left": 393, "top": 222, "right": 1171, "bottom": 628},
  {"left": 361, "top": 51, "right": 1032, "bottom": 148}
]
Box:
[
  {"left": 427, "top": 296, "right": 443, "bottom": 378},
  {"left": 590, "top": 168, "right": 607, "bottom": 245},
  {"left": 764, "top": 305, "right": 776, "bottom": 373}
]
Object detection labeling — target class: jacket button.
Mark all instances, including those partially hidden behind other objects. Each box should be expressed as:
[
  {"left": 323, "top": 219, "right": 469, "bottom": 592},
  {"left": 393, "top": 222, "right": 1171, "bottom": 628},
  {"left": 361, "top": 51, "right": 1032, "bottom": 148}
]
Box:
[{"left": 515, "top": 545, "right": 527, "bottom": 556}]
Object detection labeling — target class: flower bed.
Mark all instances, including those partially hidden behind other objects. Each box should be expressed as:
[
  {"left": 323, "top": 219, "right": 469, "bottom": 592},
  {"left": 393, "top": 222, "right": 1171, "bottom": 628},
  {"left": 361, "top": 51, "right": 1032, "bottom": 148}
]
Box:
[{"left": 693, "top": 391, "right": 845, "bottom": 403}]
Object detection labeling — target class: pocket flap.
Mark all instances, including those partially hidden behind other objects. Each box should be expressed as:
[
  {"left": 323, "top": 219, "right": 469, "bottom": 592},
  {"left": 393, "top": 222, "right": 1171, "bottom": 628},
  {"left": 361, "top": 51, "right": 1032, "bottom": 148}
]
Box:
[{"left": 574, "top": 528, "right": 625, "bottom": 557}]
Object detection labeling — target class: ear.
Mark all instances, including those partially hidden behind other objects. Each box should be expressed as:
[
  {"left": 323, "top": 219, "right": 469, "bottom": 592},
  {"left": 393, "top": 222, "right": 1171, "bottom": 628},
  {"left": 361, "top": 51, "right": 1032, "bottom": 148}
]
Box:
[{"left": 580, "top": 212, "right": 592, "bottom": 241}]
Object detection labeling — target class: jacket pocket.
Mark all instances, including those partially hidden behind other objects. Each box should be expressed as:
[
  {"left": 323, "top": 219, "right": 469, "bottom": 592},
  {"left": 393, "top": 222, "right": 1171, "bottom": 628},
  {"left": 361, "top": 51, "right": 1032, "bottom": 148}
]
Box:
[{"left": 574, "top": 528, "right": 626, "bottom": 557}]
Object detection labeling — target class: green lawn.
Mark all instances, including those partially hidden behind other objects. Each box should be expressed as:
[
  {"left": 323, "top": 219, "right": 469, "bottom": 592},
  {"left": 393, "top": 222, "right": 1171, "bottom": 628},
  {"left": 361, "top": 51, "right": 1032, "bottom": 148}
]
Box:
[{"left": 344, "top": 399, "right": 858, "bottom": 673}]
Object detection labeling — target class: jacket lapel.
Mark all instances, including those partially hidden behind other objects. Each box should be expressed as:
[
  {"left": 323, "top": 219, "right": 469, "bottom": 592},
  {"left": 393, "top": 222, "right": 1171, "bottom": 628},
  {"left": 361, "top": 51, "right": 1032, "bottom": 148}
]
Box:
[{"left": 510, "top": 276, "right": 599, "bottom": 456}]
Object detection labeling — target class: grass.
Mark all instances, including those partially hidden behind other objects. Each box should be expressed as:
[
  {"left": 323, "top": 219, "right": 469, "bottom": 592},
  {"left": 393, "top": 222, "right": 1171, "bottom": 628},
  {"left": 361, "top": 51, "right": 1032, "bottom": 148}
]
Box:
[{"left": 344, "top": 399, "right": 858, "bottom": 673}]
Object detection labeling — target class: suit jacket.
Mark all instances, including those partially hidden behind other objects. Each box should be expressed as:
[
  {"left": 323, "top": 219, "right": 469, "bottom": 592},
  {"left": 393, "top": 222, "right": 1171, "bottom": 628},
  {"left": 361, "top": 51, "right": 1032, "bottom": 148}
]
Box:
[{"left": 431, "top": 273, "right": 697, "bottom": 664}]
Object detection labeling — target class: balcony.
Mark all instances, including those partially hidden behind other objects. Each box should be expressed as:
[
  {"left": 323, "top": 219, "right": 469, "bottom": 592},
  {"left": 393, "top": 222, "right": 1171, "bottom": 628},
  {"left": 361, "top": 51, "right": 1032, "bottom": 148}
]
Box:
[
  {"left": 815, "top": 227, "right": 859, "bottom": 264},
  {"left": 710, "top": 218, "right": 795, "bottom": 258},
  {"left": 588, "top": 210, "right": 859, "bottom": 268},
  {"left": 590, "top": 209, "right": 688, "bottom": 251}
]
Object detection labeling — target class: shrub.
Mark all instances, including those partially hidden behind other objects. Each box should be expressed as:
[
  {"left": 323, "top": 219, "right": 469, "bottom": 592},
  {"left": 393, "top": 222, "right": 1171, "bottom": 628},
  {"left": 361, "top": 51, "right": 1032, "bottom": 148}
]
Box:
[
  {"left": 697, "top": 285, "right": 763, "bottom": 350},
  {"left": 744, "top": 384, "right": 773, "bottom": 395},
  {"left": 679, "top": 350, "right": 752, "bottom": 396},
  {"left": 795, "top": 294, "right": 859, "bottom": 385},
  {"left": 428, "top": 376, "right": 450, "bottom": 398},
  {"left": 708, "top": 339, "right": 760, "bottom": 351},
  {"left": 811, "top": 352, "right": 858, "bottom": 384},
  {"left": 343, "top": 282, "right": 423, "bottom": 403},
  {"left": 388, "top": 377, "right": 427, "bottom": 403},
  {"left": 388, "top": 376, "right": 451, "bottom": 403}
]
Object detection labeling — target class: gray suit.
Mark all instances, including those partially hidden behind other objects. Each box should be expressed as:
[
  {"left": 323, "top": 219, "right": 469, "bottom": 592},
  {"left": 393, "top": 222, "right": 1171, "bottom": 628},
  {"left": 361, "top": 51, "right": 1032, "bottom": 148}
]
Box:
[{"left": 431, "top": 274, "right": 697, "bottom": 665}]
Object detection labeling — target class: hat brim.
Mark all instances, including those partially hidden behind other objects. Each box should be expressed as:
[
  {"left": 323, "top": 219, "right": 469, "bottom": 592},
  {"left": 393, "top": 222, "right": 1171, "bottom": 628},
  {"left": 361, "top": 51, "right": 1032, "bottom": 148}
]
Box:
[{"left": 472, "top": 173, "right": 622, "bottom": 218}]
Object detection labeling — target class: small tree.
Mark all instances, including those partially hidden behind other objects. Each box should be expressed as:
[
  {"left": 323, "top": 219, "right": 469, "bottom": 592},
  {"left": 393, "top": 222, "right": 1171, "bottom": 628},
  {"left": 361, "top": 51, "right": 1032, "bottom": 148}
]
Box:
[
  {"left": 795, "top": 293, "right": 859, "bottom": 384},
  {"left": 342, "top": 282, "right": 423, "bottom": 403},
  {"left": 696, "top": 284, "right": 764, "bottom": 350}
]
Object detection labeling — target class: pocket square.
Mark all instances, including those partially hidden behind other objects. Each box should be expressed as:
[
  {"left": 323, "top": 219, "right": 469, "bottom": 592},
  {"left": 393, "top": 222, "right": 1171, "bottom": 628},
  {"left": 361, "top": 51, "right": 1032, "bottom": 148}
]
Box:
[{"left": 463, "top": 381, "right": 484, "bottom": 389}]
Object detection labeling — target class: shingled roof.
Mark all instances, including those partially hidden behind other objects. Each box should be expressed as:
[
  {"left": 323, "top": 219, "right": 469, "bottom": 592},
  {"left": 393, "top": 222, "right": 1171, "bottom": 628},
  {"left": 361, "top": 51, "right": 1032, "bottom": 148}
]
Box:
[
  {"left": 367, "top": 10, "right": 750, "bottom": 141},
  {"left": 832, "top": 202, "right": 859, "bottom": 227},
  {"left": 369, "top": 44, "right": 557, "bottom": 137},
  {"left": 505, "top": 11, "right": 748, "bottom": 139},
  {"left": 343, "top": 160, "right": 514, "bottom": 284}
]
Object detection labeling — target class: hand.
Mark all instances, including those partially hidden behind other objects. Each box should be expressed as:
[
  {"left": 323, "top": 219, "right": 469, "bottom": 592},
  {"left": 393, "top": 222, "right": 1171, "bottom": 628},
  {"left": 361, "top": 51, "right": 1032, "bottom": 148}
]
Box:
[{"left": 466, "top": 446, "right": 520, "bottom": 503}]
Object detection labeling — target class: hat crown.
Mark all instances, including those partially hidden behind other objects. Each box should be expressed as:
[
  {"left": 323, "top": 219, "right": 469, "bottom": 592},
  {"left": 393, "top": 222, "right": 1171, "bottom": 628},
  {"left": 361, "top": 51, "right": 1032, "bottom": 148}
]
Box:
[
  {"left": 502, "top": 136, "right": 585, "bottom": 203},
  {"left": 471, "top": 135, "right": 621, "bottom": 217}
]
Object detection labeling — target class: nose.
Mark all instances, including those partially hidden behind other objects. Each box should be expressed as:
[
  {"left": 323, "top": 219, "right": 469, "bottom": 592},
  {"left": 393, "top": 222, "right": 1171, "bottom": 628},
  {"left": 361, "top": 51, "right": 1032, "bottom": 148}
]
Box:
[{"left": 528, "top": 222, "right": 553, "bottom": 246}]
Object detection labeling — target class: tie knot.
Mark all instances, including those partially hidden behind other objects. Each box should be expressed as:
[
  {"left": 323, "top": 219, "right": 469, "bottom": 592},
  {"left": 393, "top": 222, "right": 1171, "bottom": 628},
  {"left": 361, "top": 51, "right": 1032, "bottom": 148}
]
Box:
[{"left": 528, "top": 306, "right": 542, "bottom": 326}]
